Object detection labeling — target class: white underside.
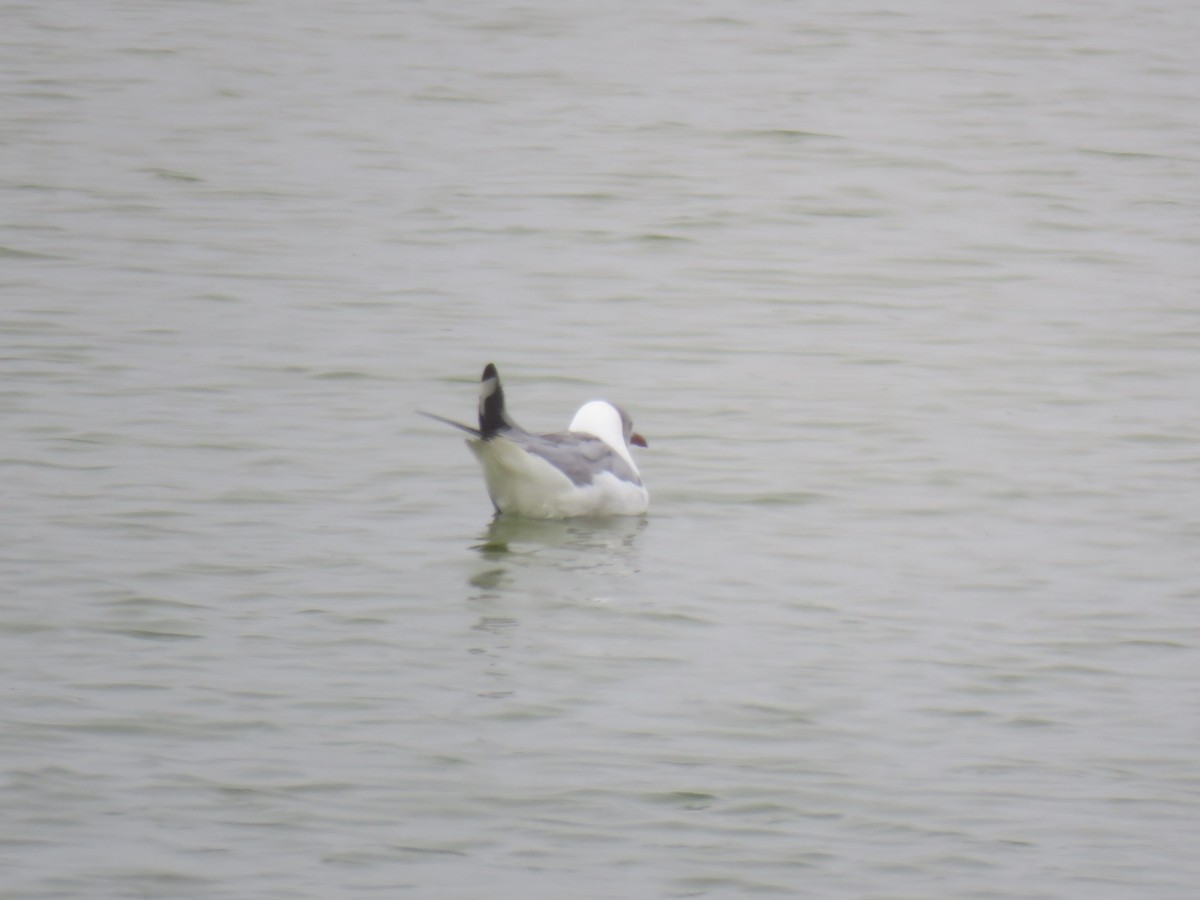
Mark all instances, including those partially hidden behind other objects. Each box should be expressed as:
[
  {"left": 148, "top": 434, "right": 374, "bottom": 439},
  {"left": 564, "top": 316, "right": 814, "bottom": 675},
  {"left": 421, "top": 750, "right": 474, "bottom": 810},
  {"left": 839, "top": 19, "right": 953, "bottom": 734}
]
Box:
[{"left": 468, "top": 437, "right": 649, "bottom": 518}]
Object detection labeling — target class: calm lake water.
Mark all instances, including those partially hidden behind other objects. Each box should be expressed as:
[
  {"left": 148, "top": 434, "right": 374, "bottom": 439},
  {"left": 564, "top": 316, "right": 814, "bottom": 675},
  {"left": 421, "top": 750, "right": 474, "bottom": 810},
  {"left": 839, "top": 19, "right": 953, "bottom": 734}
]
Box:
[{"left": 3, "top": 1, "right": 1199, "bottom": 897}]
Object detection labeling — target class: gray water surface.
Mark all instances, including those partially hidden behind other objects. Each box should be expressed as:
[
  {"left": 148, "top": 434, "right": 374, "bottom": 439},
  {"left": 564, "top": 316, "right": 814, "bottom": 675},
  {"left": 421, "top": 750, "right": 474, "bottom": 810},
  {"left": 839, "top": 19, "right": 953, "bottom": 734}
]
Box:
[{"left": 3, "top": 2, "right": 1199, "bottom": 897}]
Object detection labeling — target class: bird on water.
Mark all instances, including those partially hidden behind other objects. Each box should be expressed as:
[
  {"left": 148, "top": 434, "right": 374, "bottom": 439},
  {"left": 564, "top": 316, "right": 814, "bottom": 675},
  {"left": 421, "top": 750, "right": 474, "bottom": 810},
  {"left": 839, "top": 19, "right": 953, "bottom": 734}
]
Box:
[{"left": 421, "top": 364, "right": 649, "bottom": 519}]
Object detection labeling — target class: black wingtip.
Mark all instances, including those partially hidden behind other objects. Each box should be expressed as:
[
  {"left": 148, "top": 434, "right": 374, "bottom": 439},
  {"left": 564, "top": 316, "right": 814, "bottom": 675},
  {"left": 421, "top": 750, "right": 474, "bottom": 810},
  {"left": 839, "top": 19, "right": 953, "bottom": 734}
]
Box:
[{"left": 478, "top": 363, "right": 510, "bottom": 437}]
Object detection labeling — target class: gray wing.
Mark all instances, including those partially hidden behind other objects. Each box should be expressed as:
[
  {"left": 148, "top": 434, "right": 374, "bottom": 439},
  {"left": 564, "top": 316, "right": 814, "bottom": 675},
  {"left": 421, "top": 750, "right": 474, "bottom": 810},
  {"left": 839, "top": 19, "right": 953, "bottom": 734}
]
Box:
[{"left": 508, "top": 430, "right": 641, "bottom": 487}]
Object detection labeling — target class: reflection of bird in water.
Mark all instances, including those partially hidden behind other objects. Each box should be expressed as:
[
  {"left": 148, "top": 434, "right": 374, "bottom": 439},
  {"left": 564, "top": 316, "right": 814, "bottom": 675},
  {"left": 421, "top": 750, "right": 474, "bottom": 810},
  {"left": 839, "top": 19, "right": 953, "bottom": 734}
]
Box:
[
  {"left": 475, "top": 513, "right": 648, "bottom": 557},
  {"left": 468, "top": 514, "right": 650, "bottom": 599},
  {"left": 421, "top": 364, "right": 649, "bottom": 518}
]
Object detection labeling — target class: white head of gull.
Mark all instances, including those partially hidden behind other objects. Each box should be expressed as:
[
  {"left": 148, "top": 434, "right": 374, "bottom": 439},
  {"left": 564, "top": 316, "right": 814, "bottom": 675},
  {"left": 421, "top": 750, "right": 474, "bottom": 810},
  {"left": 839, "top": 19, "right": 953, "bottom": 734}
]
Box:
[
  {"left": 568, "top": 400, "right": 645, "bottom": 477},
  {"left": 420, "top": 364, "right": 649, "bottom": 519}
]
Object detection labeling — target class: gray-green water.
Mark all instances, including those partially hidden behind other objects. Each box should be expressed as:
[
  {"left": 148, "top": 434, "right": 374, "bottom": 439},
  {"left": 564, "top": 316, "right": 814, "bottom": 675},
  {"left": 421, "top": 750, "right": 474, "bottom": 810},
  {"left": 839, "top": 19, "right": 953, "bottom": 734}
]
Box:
[{"left": 3, "top": 2, "right": 1199, "bottom": 897}]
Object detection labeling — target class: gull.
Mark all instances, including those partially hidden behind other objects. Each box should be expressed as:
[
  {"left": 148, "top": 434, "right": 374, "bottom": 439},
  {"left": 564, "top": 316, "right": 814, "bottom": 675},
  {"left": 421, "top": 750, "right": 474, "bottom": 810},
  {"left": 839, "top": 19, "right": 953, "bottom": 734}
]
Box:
[{"left": 421, "top": 364, "right": 648, "bottom": 518}]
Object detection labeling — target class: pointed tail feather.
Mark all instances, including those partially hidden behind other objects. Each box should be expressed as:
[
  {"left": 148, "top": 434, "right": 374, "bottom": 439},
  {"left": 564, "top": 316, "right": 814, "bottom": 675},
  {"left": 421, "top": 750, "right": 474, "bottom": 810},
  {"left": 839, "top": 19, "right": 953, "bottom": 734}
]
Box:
[
  {"left": 478, "top": 363, "right": 516, "bottom": 437},
  {"left": 418, "top": 410, "right": 482, "bottom": 437}
]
